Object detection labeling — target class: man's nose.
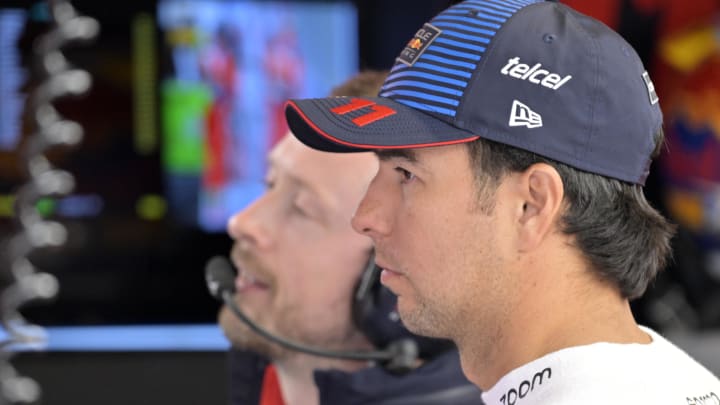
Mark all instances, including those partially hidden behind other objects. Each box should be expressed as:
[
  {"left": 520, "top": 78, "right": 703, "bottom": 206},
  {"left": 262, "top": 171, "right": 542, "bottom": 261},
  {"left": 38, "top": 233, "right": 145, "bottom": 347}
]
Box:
[
  {"left": 226, "top": 198, "right": 274, "bottom": 249},
  {"left": 351, "top": 176, "right": 392, "bottom": 240}
]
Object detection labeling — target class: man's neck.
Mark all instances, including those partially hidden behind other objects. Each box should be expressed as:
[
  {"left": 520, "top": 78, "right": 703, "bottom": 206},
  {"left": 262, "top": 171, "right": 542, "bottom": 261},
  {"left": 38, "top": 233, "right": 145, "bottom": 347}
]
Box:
[
  {"left": 456, "top": 253, "right": 652, "bottom": 391},
  {"left": 274, "top": 354, "right": 370, "bottom": 405}
]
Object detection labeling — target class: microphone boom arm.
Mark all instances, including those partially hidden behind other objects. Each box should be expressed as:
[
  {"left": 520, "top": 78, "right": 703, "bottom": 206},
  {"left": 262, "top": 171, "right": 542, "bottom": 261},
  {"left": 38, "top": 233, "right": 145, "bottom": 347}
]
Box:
[
  {"left": 222, "top": 290, "right": 413, "bottom": 363},
  {"left": 206, "top": 256, "right": 418, "bottom": 373}
]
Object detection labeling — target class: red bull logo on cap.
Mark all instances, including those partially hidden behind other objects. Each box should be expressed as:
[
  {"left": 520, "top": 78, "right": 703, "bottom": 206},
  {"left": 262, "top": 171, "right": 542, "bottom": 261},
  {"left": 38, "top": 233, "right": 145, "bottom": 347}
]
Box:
[
  {"left": 397, "top": 23, "right": 442, "bottom": 66},
  {"left": 408, "top": 38, "right": 423, "bottom": 50}
]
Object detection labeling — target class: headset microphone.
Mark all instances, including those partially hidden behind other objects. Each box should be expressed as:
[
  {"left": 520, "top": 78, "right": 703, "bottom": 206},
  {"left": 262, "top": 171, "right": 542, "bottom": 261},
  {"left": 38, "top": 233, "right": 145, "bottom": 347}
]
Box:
[{"left": 204, "top": 256, "right": 419, "bottom": 373}]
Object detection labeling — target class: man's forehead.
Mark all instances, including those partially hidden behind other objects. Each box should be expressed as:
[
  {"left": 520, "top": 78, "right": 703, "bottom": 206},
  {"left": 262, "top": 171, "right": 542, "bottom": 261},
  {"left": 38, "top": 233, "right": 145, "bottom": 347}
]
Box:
[
  {"left": 374, "top": 144, "right": 467, "bottom": 171},
  {"left": 268, "top": 140, "right": 326, "bottom": 189},
  {"left": 270, "top": 136, "right": 356, "bottom": 178},
  {"left": 269, "top": 135, "right": 376, "bottom": 203},
  {"left": 375, "top": 148, "right": 418, "bottom": 163}
]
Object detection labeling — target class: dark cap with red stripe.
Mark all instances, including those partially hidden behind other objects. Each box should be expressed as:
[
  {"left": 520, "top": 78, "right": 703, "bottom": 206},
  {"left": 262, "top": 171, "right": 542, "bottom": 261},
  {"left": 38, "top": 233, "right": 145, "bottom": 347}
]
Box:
[{"left": 285, "top": 0, "right": 663, "bottom": 185}]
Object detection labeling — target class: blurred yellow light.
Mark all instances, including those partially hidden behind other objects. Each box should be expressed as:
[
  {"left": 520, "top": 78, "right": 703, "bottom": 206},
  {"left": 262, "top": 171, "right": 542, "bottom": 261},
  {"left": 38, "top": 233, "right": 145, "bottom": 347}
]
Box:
[
  {"left": 0, "top": 194, "right": 15, "bottom": 217},
  {"left": 136, "top": 194, "right": 167, "bottom": 221}
]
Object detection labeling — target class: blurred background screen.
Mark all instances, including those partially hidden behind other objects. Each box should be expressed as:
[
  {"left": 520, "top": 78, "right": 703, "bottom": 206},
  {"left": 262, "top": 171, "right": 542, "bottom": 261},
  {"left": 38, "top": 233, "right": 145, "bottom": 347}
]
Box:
[
  {"left": 0, "top": 0, "right": 361, "bottom": 333},
  {"left": 157, "top": 0, "right": 357, "bottom": 232}
]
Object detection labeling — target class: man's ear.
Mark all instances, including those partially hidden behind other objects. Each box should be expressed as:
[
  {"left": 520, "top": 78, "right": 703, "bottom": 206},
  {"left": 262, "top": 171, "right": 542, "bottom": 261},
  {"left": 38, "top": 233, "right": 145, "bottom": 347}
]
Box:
[{"left": 515, "top": 163, "right": 564, "bottom": 252}]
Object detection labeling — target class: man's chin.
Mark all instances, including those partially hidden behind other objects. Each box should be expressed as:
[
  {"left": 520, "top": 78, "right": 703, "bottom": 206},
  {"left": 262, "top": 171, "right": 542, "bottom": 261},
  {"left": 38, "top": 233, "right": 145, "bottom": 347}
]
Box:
[
  {"left": 220, "top": 305, "right": 289, "bottom": 358},
  {"left": 227, "top": 321, "right": 295, "bottom": 360},
  {"left": 397, "top": 301, "right": 448, "bottom": 339},
  {"left": 233, "top": 333, "right": 290, "bottom": 359}
]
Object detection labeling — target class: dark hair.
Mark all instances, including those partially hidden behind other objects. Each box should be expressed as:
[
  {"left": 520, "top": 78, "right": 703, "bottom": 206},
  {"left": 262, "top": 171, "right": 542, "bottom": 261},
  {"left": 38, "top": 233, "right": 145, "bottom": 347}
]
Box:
[
  {"left": 330, "top": 70, "right": 388, "bottom": 98},
  {"left": 466, "top": 130, "right": 676, "bottom": 299}
]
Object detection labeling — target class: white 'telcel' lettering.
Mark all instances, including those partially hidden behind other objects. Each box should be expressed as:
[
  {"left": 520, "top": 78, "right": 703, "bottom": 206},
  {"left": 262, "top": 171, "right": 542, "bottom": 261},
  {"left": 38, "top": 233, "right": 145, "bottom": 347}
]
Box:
[{"left": 501, "top": 57, "right": 572, "bottom": 90}]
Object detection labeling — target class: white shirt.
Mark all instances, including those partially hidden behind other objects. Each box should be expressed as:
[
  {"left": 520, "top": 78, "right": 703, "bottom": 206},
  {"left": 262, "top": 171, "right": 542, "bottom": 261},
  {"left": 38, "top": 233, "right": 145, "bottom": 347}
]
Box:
[{"left": 481, "top": 327, "right": 720, "bottom": 405}]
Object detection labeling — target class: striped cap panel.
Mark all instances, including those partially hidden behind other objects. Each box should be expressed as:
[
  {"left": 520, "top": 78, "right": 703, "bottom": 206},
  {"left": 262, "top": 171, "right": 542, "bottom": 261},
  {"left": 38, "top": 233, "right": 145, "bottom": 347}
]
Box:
[{"left": 380, "top": 0, "right": 542, "bottom": 118}]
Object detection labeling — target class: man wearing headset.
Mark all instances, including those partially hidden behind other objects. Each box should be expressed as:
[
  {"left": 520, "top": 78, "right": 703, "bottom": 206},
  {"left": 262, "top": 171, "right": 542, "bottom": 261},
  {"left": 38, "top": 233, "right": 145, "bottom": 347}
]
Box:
[
  {"left": 283, "top": 0, "right": 720, "bottom": 404},
  {"left": 218, "top": 71, "right": 482, "bottom": 405}
]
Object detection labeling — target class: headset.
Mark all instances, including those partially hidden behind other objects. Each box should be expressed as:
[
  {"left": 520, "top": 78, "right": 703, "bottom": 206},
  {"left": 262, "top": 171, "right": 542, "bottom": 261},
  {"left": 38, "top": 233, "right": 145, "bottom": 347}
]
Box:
[
  {"left": 205, "top": 254, "right": 454, "bottom": 374},
  {"left": 352, "top": 252, "right": 454, "bottom": 360}
]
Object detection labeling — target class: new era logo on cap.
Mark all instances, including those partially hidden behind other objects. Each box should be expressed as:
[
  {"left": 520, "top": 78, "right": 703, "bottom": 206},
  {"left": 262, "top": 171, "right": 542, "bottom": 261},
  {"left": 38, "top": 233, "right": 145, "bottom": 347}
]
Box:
[{"left": 509, "top": 100, "right": 543, "bottom": 129}]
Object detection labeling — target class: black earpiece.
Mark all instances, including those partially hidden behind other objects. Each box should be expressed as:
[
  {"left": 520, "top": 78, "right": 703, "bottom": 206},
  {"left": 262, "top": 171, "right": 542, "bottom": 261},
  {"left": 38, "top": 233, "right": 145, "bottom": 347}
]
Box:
[{"left": 351, "top": 252, "right": 455, "bottom": 360}]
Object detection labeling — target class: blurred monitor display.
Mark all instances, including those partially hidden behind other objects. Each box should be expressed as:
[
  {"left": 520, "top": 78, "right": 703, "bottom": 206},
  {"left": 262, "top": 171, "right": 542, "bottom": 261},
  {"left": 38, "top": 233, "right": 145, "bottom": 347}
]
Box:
[
  {"left": 0, "top": 8, "right": 27, "bottom": 152},
  {"left": 0, "top": 1, "right": 358, "bottom": 346},
  {"left": 157, "top": 0, "right": 358, "bottom": 232}
]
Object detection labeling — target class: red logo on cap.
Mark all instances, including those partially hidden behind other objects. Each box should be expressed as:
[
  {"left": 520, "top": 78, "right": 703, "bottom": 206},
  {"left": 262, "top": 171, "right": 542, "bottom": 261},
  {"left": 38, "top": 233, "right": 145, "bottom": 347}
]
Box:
[
  {"left": 408, "top": 38, "right": 423, "bottom": 50},
  {"left": 330, "top": 98, "right": 396, "bottom": 127}
]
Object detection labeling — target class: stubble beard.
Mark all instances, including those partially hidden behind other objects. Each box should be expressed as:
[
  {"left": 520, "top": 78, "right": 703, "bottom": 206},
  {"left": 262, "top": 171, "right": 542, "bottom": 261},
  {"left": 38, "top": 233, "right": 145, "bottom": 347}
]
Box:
[
  {"left": 398, "top": 294, "right": 456, "bottom": 340},
  {"left": 219, "top": 303, "right": 294, "bottom": 360},
  {"left": 219, "top": 297, "right": 362, "bottom": 362}
]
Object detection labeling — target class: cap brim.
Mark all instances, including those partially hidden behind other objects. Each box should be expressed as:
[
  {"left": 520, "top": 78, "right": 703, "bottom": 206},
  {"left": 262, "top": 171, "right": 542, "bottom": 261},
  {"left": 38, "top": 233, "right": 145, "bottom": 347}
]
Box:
[{"left": 285, "top": 96, "right": 479, "bottom": 153}]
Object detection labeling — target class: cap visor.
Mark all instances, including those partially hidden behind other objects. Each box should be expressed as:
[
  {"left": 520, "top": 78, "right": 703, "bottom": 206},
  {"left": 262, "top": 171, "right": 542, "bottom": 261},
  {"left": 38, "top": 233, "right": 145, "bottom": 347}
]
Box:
[{"left": 285, "top": 96, "right": 478, "bottom": 153}]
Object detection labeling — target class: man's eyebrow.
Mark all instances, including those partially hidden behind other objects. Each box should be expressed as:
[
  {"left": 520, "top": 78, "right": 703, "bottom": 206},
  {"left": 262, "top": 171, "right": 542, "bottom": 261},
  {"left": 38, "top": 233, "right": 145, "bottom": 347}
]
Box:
[
  {"left": 268, "top": 155, "right": 333, "bottom": 210},
  {"left": 374, "top": 148, "right": 418, "bottom": 163}
]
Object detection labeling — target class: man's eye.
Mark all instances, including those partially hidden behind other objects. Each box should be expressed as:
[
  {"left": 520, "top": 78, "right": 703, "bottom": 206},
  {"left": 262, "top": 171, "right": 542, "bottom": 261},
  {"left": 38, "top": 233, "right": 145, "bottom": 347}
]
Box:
[
  {"left": 395, "top": 167, "right": 416, "bottom": 183},
  {"left": 293, "top": 203, "right": 309, "bottom": 217},
  {"left": 264, "top": 179, "right": 275, "bottom": 189},
  {"left": 292, "top": 194, "right": 317, "bottom": 220}
]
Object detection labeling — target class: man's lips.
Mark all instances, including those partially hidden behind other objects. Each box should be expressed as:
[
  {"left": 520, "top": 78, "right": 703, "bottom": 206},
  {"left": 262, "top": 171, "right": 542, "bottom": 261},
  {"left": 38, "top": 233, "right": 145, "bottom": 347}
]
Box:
[
  {"left": 375, "top": 258, "right": 404, "bottom": 274},
  {"left": 235, "top": 273, "right": 269, "bottom": 293},
  {"left": 232, "top": 262, "right": 271, "bottom": 293},
  {"left": 376, "top": 261, "right": 404, "bottom": 284}
]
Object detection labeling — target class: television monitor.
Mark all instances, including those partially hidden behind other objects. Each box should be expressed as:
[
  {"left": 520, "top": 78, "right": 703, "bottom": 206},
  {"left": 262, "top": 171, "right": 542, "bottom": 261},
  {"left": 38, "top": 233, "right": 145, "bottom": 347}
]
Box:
[
  {"left": 0, "top": 0, "right": 359, "bottom": 350},
  {"left": 157, "top": 0, "right": 358, "bottom": 232},
  {"left": 0, "top": 0, "right": 356, "bottom": 330},
  {"left": 0, "top": 8, "right": 27, "bottom": 152}
]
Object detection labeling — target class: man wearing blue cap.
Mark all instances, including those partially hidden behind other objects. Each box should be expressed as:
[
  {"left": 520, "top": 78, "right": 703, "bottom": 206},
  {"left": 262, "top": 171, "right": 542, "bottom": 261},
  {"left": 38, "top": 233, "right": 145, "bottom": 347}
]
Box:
[
  {"left": 220, "top": 71, "right": 482, "bottom": 405},
  {"left": 284, "top": 0, "right": 720, "bottom": 403}
]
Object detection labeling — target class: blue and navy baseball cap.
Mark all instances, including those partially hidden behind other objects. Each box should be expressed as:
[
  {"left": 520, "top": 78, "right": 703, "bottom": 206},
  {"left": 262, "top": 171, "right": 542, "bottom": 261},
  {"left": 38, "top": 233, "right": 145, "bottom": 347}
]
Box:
[{"left": 285, "top": 0, "right": 663, "bottom": 184}]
